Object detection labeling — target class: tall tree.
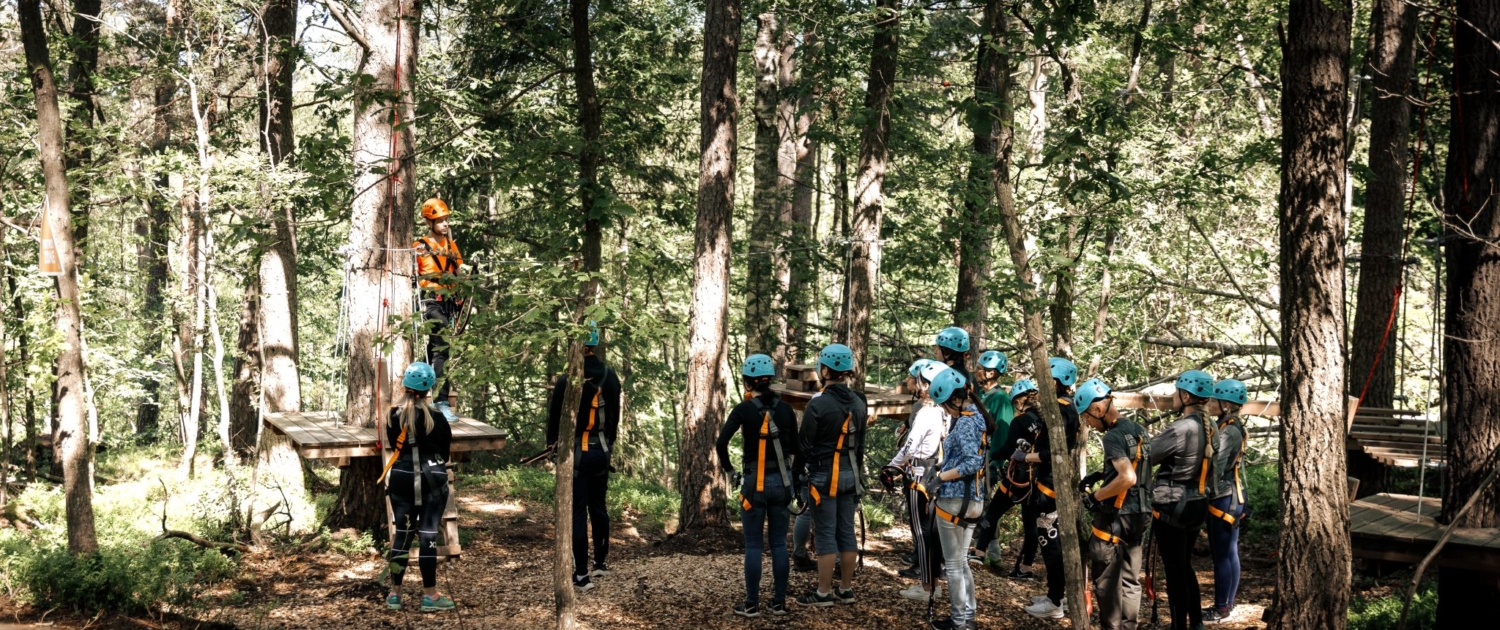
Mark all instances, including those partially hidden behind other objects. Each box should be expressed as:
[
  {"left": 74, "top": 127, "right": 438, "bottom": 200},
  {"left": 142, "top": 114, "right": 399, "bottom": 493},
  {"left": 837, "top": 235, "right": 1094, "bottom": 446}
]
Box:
[
  {"left": 1273, "top": 0, "right": 1353, "bottom": 627},
  {"left": 328, "top": 0, "right": 419, "bottom": 531},
  {"left": 786, "top": 30, "right": 821, "bottom": 365},
  {"left": 746, "top": 11, "right": 794, "bottom": 368},
  {"left": 64, "top": 0, "right": 102, "bottom": 258},
  {"left": 985, "top": 6, "right": 1089, "bottom": 625},
  {"left": 846, "top": 0, "right": 899, "bottom": 387},
  {"left": 953, "top": 0, "right": 1004, "bottom": 345},
  {"left": 678, "top": 0, "right": 740, "bottom": 531},
  {"left": 17, "top": 0, "right": 97, "bottom": 555},
  {"left": 1439, "top": 0, "right": 1500, "bottom": 621},
  {"left": 1348, "top": 0, "right": 1418, "bottom": 496}
]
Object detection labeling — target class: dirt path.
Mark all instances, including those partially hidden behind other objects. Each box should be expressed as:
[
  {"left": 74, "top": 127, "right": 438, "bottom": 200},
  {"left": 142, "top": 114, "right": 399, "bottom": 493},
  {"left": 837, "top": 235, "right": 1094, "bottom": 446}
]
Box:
[{"left": 1, "top": 478, "right": 1279, "bottom": 629}]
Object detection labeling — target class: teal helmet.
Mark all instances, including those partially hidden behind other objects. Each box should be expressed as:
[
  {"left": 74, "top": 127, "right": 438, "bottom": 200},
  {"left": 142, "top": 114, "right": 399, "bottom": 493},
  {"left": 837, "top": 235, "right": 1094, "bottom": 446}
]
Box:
[
  {"left": 935, "top": 327, "right": 971, "bottom": 353},
  {"left": 1049, "top": 357, "right": 1079, "bottom": 387},
  {"left": 919, "top": 361, "right": 948, "bottom": 383},
  {"left": 1074, "top": 378, "right": 1113, "bottom": 415},
  {"left": 928, "top": 368, "right": 968, "bottom": 405},
  {"left": 402, "top": 362, "right": 437, "bottom": 392},
  {"left": 978, "top": 350, "right": 1007, "bottom": 373},
  {"left": 908, "top": 358, "right": 937, "bottom": 379},
  {"left": 1212, "top": 379, "right": 1248, "bottom": 406},
  {"left": 742, "top": 354, "right": 775, "bottom": 378},
  {"left": 818, "top": 343, "right": 855, "bottom": 373},
  {"left": 585, "top": 320, "right": 600, "bottom": 347},
  {"left": 1175, "top": 369, "right": 1216, "bottom": 399},
  {"left": 1009, "top": 378, "right": 1038, "bottom": 401}
]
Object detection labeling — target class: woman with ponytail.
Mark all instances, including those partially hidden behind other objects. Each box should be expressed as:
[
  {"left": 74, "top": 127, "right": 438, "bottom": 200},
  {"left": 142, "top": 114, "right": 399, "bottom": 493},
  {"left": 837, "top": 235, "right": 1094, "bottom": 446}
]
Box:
[{"left": 383, "top": 362, "right": 456, "bottom": 612}]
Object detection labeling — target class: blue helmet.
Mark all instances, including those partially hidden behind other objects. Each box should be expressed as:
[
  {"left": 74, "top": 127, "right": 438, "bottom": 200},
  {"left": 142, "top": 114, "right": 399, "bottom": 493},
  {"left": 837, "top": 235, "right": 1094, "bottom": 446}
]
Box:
[
  {"left": 818, "top": 343, "right": 855, "bottom": 373},
  {"left": 935, "top": 327, "right": 971, "bottom": 353},
  {"left": 928, "top": 368, "right": 968, "bottom": 405},
  {"left": 585, "top": 320, "right": 600, "bottom": 347},
  {"left": 1049, "top": 357, "right": 1079, "bottom": 387},
  {"left": 1175, "top": 369, "right": 1216, "bottom": 399},
  {"left": 742, "top": 354, "right": 775, "bottom": 378},
  {"left": 978, "top": 350, "right": 1008, "bottom": 373},
  {"left": 919, "top": 361, "right": 948, "bottom": 383},
  {"left": 1009, "top": 379, "right": 1038, "bottom": 401},
  {"left": 908, "top": 358, "right": 937, "bottom": 379},
  {"left": 1074, "top": 378, "right": 1113, "bottom": 415},
  {"left": 402, "top": 362, "right": 437, "bottom": 392},
  {"left": 1212, "top": 379, "right": 1248, "bottom": 406}
]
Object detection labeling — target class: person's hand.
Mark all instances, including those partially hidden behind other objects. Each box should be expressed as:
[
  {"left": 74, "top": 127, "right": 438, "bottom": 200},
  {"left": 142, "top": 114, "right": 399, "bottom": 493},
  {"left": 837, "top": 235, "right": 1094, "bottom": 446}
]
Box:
[
  {"left": 729, "top": 470, "right": 744, "bottom": 488},
  {"left": 1078, "top": 471, "right": 1105, "bottom": 492},
  {"left": 1081, "top": 491, "right": 1102, "bottom": 512},
  {"left": 1010, "top": 448, "right": 1029, "bottom": 464}
]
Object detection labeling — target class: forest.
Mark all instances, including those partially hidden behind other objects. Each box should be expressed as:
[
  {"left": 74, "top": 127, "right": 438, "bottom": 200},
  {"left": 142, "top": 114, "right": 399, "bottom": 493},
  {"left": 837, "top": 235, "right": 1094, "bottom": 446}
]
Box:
[{"left": 0, "top": 0, "right": 1497, "bottom": 628}]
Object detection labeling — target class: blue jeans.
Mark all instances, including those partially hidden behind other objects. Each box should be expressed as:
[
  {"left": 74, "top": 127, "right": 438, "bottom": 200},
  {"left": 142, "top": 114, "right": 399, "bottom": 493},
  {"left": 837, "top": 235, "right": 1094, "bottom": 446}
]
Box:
[
  {"left": 936, "top": 498, "right": 979, "bottom": 625},
  {"left": 1206, "top": 495, "right": 1244, "bottom": 609},
  {"left": 741, "top": 476, "right": 792, "bottom": 605},
  {"left": 792, "top": 509, "right": 813, "bottom": 558},
  {"left": 809, "top": 470, "right": 859, "bottom": 553}
]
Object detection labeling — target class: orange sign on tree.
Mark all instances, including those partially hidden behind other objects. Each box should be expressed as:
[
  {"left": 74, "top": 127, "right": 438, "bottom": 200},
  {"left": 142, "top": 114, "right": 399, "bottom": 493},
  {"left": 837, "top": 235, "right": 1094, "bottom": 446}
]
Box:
[{"left": 39, "top": 211, "right": 61, "bottom": 276}]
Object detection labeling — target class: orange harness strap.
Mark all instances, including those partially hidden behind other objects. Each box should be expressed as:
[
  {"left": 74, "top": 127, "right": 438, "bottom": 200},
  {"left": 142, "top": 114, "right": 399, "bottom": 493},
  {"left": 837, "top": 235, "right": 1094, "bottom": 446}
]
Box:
[{"left": 581, "top": 389, "right": 601, "bottom": 452}]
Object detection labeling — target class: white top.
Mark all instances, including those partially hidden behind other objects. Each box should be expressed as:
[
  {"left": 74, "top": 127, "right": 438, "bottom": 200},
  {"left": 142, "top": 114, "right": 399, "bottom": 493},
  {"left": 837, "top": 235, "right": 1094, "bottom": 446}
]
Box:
[{"left": 889, "top": 400, "right": 946, "bottom": 478}]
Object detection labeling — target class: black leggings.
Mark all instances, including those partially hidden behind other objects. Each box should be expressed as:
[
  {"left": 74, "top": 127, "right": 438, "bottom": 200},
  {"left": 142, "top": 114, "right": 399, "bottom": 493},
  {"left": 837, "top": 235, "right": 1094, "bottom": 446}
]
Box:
[
  {"left": 423, "top": 298, "right": 458, "bottom": 401},
  {"left": 388, "top": 464, "right": 450, "bottom": 588},
  {"left": 1155, "top": 501, "right": 1209, "bottom": 630},
  {"left": 974, "top": 482, "right": 1038, "bottom": 567},
  {"left": 574, "top": 449, "right": 611, "bottom": 576}
]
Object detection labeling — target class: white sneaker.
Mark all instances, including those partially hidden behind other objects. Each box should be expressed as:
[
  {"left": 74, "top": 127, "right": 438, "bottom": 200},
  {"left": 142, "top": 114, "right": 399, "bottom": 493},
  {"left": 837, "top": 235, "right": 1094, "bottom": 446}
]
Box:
[
  {"left": 1024, "top": 597, "right": 1066, "bottom": 620},
  {"left": 899, "top": 583, "right": 940, "bottom": 602}
]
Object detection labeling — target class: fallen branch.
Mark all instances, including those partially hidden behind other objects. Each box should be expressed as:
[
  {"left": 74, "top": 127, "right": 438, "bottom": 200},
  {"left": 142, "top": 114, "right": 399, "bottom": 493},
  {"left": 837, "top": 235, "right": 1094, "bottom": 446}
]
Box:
[
  {"left": 1146, "top": 273, "right": 1279, "bottom": 310},
  {"left": 152, "top": 530, "right": 251, "bottom": 554},
  {"left": 1119, "top": 352, "right": 1227, "bottom": 391},
  {"left": 1143, "top": 337, "right": 1278, "bottom": 355}
]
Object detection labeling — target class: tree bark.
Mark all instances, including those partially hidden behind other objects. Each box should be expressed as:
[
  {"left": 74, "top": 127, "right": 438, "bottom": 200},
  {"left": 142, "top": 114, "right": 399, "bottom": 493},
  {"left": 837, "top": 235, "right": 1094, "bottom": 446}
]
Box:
[
  {"left": 1273, "top": 1, "right": 1353, "bottom": 627},
  {"left": 1086, "top": 228, "right": 1117, "bottom": 374},
  {"left": 986, "top": 12, "right": 1088, "bottom": 624},
  {"left": 954, "top": 0, "right": 1006, "bottom": 347},
  {"left": 1438, "top": 0, "right": 1500, "bottom": 621},
  {"left": 328, "top": 0, "right": 418, "bottom": 532},
  {"left": 573, "top": 0, "right": 603, "bottom": 276},
  {"left": 64, "top": 0, "right": 101, "bottom": 259},
  {"left": 678, "top": 0, "right": 740, "bottom": 531},
  {"left": 847, "top": 0, "right": 899, "bottom": 389},
  {"left": 1348, "top": 0, "right": 1418, "bottom": 498},
  {"left": 17, "top": 0, "right": 97, "bottom": 555},
  {"left": 787, "top": 31, "right": 821, "bottom": 365},
  {"left": 747, "top": 12, "right": 788, "bottom": 364}
]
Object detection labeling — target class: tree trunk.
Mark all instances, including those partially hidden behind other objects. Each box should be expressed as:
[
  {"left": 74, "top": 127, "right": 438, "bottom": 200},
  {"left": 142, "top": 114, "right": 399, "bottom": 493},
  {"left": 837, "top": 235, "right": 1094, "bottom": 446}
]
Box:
[
  {"left": 135, "top": 0, "right": 180, "bottom": 442},
  {"left": 747, "top": 12, "right": 785, "bottom": 363},
  {"left": 986, "top": 11, "right": 1088, "bottom": 625},
  {"left": 64, "top": 0, "right": 101, "bottom": 260},
  {"left": 787, "top": 31, "right": 821, "bottom": 365},
  {"left": 1086, "top": 228, "right": 1117, "bottom": 375},
  {"left": 174, "top": 200, "right": 202, "bottom": 456},
  {"left": 1438, "top": 0, "right": 1500, "bottom": 621},
  {"left": 230, "top": 278, "right": 260, "bottom": 457},
  {"left": 847, "top": 0, "right": 899, "bottom": 389},
  {"left": 1272, "top": 1, "right": 1353, "bottom": 627},
  {"left": 328, "top": 0, "right": 418, "bottom": 532},
  {"left": 17, "top": 0, "right": 97, "bottom": 555},
  {"left": 678, "top": 0, "right": 740, "bottom": 531},
  {"left": 1347, "top": 0, "right": 1418, "bottom": 498},
  {"left": 954, "top": 0, "right": 1005, "bottom": 347},
  {"left": 573, "top": 0, "right": 603, "bottom": 276}
]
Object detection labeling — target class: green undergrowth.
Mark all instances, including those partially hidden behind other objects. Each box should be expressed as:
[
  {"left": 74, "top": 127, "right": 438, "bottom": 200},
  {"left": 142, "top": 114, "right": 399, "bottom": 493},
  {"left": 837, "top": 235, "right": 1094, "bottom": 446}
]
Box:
[
  {"left": 1349, "top": 580, "right": 1437, "bottom": 630},
  {"left": 478, "top": 465, "right": 681, "bottom": 534},
  {"left": 1240, "top": 462, "right": 1281, "bottom": 545}
]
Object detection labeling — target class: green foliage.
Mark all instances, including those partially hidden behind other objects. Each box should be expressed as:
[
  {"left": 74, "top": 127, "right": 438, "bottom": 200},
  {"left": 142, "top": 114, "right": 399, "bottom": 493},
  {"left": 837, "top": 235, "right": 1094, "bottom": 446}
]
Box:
[
  {"left": 1349, "top": 581, "right": 1438, "bottom": 630},
  {"left": 0, "top": 536, "right": 235, "bottom": 614},
  {"left": 477, "top": 465, "right": 680, "bottom": 534},
  {"left": 1241, "top": 462, "right": 1280, "bottom": 544}
]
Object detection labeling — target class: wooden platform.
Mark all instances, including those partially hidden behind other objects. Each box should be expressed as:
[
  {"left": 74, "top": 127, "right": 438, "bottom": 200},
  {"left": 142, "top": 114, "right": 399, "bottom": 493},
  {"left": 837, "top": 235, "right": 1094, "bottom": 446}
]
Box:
[
  {"left": 1347, "top": 408, "right": 1444, "bottom": 468},
  {"left": 264, "top": 411, "right": 507, "bottom": 460},
  {"left": 1350, "top": 493, "right": 1500, "bottom": 572}
]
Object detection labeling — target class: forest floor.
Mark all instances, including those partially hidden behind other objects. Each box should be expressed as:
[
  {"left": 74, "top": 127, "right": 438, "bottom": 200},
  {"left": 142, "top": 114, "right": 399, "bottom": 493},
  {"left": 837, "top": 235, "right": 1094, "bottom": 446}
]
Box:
[{"left": 1, "top": 474, "right": 1357, "bottom": 630}]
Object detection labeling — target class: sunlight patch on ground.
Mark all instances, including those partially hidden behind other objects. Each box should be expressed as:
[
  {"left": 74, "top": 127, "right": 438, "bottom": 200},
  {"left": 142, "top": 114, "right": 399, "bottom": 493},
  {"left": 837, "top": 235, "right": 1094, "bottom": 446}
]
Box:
[{"left": 459, "top": 496, "right": 526, "bottom": 515}]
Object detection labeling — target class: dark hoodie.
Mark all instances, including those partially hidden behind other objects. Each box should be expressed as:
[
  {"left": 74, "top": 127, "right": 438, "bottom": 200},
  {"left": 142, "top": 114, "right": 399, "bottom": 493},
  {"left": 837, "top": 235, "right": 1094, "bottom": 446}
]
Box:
[
  {"left": 545, "top": 355, "right": 622, "bottom": 451},
  {"left": 715, "top": 391, "right": 800, "bottom": 483},
  {"left": 797, "top": 383, "right": 868, "bottom": 479}
]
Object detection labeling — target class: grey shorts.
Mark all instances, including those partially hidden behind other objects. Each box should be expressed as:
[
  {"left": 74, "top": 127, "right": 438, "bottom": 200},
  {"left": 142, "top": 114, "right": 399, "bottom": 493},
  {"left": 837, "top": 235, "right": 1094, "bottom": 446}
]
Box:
[{"left": 809, "top": 470, "right": 860, "bottom": 554}]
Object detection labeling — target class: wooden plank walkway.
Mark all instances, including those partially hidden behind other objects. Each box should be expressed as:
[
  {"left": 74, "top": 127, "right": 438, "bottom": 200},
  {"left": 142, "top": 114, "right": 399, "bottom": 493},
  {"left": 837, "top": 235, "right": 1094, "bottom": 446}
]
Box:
[
  {"left": 1347, "top": 408, "right": 1444, "bottom": 468},
  {"left": 1350, "top": 493, "right": 1500, "bottom": 572},
  {"left": 265, "top": 410, "right": 507, "bottom": 460}
]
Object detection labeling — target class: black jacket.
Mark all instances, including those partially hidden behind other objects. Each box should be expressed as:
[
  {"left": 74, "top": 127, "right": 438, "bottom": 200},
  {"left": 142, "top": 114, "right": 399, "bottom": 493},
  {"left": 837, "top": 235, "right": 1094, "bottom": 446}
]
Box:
[
  {"left": 386, "top": 404, "right": 453, "bottom": 465},
  {"left": 797, "top": 383, "right": 868, "bottom": 477},
  {"left": 1032, "top": 397, "right": 1080, "bottom": 491},
  {"left": 545, "top": 355, "right": 622, "bottom": 451},
  {"left": 715, "top": 392, "right": 800, "bottom": 484}
]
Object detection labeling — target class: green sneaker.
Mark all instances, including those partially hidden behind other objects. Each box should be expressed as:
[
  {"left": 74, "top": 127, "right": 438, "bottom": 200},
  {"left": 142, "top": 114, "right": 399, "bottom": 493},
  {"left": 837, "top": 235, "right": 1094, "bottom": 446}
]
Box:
[
  {"left": 421, "top": 594, "right": 456, "bottom": 612},
  {"left": 386, "top": 594, "right": 401, "bottom": 610}
]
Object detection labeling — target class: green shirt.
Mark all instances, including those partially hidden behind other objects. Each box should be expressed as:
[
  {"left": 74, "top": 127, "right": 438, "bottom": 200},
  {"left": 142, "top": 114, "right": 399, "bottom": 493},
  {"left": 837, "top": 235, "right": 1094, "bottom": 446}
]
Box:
[{"left": 982, "top": 386, "right": 1014, "bottom": 463}]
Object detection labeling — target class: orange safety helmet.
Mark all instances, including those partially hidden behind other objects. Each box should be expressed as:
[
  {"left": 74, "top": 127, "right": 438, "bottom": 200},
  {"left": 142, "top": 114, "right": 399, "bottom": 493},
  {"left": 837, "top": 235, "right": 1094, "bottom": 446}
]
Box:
[{"left": 420, "top": 198, "right": 451, "bottom": 221}]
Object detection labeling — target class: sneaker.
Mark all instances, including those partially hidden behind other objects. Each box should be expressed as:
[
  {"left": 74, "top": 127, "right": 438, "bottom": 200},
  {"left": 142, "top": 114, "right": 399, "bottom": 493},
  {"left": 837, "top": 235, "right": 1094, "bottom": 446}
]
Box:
[
  {"left": 1008, "top": 566, "right": 1037, "bottom": 581},
  {"left": 420, "top": 594, "right": 456, "bottom": 612},
  {"left": 733, "top": 602, "right": 760, "bottom": 618},
  {"left": 835, "top": 587, "right": 855, "bottom": 605},
  {"left": 795, "top": 590, "right": 837, "bottom": 607},
  {"left": 435, "top": 401, "right": 458, "bottom": 423},
  {"left": 793, "top": 555, "right": 818, "bottom": 573},
  {"left": 386, "top": 594, "right": 401, "bottom": 610},
  {"left": 591, "top": 563, "right": 611, "bottom": 578},
  {"left": 573, "top": 575, "right": 594, "bottom": 593},
  {"left": 967, "top": 550, "right": 985, "bottom": 564},
  {"left": 1024, "top": 597, "right": 1066, "bottom": 620},
  {"left": 901, "top": 552, "right": 916, "bottom": 565},
  {"left": 899, "top": 583, "right": 939, "bottom": 602},
  {"left": 766, "top": 600, "right": 789, "bottom": 616},
  {"left": 1029, "top": 595, "right": 1051, "bottom": 605},
  {"left": 898, "top": 565, "right": 922, "bottom": 579},
  {"left": 1203, "top": 605, "right": 1233, "bottom": 622},
  {"left": 930, "top": 618, "right": 974, "bottom": 630}
]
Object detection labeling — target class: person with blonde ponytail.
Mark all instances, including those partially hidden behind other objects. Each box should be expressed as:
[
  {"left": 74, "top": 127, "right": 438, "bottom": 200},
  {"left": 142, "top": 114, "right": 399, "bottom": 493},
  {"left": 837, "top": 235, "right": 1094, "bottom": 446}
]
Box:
[{"left": 383, "top": 362, "right": 455, "bottom": 612}]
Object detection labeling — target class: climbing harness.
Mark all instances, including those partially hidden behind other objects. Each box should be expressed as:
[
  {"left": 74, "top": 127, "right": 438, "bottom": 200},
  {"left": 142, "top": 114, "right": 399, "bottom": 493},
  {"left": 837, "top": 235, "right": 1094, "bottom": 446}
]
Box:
[
  {"left": 1208, "top": 416, "right": 1247, "bottom": 526},
  {"left": 738, "top": 398, "right": 795, "bottom": 512},
  {"left": 809, "top": 412, "right": 861, "bottom": 506}
]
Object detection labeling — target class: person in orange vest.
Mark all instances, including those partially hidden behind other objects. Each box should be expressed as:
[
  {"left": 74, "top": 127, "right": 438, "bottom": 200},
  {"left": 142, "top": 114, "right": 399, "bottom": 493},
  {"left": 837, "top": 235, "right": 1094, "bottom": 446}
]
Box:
[{"left": 414, "top": 198, "right": 465, "bottom": 421}]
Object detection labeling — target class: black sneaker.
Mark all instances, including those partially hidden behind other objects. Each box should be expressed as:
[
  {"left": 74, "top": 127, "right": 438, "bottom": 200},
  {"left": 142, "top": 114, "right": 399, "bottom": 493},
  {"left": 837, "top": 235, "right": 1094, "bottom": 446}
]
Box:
[
  {"left": 793, "top": 555, "right": 817, "bottom": 573},
  {"left": 590, "top": 563, "right": 610, "bottom": 578},
  {"left": 835, "top": 587, "right": 855, "bottom": 604},
  {"left": 898, "top": 565, "right": 922, "bottom": 579},
  {"left": 572, "top": 574, "right": 594, "bottom": 593},
  {"left": 930, "top": 617, "right": 973, "bottom": 630},
  {"left": 901, "top": 553, "right": 916, "bottom": 565},
  {"left": 1203, "top": 605, "right": 1233, "bottom": 622},
  {"left": 733, "top": 602, "right": 760, "bottom": 618},
  {"left": 966, "top": 550, "right": 984, "bottom": 564},
  {"left": 795, "top": 590, "right": 837, "bottom": 607},
  {"left": 1008, "top": 566, "right": 1037, "bottom": 581},
  {"left": 766, "top": 600, "right": 789, "bottom": 616}
]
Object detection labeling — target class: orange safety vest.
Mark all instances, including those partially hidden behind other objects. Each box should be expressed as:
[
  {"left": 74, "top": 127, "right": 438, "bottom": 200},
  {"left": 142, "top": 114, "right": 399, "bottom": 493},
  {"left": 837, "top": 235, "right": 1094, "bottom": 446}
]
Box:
[{"left": 415, "top": 235, "right": 464, "bottom": 293}]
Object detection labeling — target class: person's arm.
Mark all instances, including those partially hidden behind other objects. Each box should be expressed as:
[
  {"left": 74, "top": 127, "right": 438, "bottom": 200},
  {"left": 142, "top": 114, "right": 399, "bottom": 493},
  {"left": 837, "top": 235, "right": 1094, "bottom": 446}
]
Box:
[
  {"left": 993, "top": 412, "right": 1026, "bottom": 463},
  {"left": 938, "top": 420, "right": 983, "bottom": 481},
  {"left": 797, "top": 401, "right": 820, "bottom": 468},
  {"left": 1211, "top": 423, "right": 1234, "bottom": 491},
  {"left": 715, "top": 404, "right": 743, "bottom": 473},
  {"left": 603, "top": 370, "right": 622, "bottom": 445},
  {"left": 1093, "top": 457, "right": 1136, "bottom": 502},
  {"left": 1149, "top": 421, "right": 1182, "bottom": 468},
  {"left": 781, "top": 404, "right": 800, "bottom": 479},
  {"left": 545, "top": 374, "right": 566, "bottom": 447}
]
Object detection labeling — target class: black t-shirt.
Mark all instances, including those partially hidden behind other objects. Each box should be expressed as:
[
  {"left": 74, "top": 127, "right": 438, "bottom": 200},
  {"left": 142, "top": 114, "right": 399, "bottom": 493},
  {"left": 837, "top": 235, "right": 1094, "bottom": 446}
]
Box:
[
  {"left": 1098, "top": 417, "right": 1151, "bottom": 515},
  {"left": 1034, "top": 396, "right": 1081, "bottom": 490},
  {"left": 386, "top": 404, "right": 453, "bottom": 465},
  {"left": 715, "top": 393, "right": 800, "bottom": 484},
  {"left": 545, "top": 355, "right": 622, "bottom": 451}
]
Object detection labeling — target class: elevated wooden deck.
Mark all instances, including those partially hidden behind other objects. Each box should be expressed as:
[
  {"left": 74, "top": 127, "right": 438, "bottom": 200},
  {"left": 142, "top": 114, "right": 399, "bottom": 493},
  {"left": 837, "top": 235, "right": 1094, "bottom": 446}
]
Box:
[
  {"left": 264, "top": 410, "right": 507, "bottom": 460},
  {"left": 1346, "top": 408, "right": 1445, "bottom": 468},
  {"left": 1350, "top": 493, "right": 1500, "bottom": 572}
]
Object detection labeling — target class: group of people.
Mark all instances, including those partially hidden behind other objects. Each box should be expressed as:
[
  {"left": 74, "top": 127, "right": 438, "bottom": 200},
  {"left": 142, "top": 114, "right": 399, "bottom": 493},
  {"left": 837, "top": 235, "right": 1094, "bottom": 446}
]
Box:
[{"left": 715, "top": 327, "right": 1250, "bottom": 630}]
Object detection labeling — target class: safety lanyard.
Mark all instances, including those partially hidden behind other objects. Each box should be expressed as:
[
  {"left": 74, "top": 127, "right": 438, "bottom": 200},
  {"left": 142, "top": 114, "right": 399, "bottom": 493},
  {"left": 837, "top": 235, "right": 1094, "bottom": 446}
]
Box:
[
  {"left": 581, "top": 388, "right": 603, "bottom": 452},
  {"left": 753, "top": 401, "right": 794, "bottom": 492},
  {"left": 829, "top": 413, "right": 853, "bottom": 498}
]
